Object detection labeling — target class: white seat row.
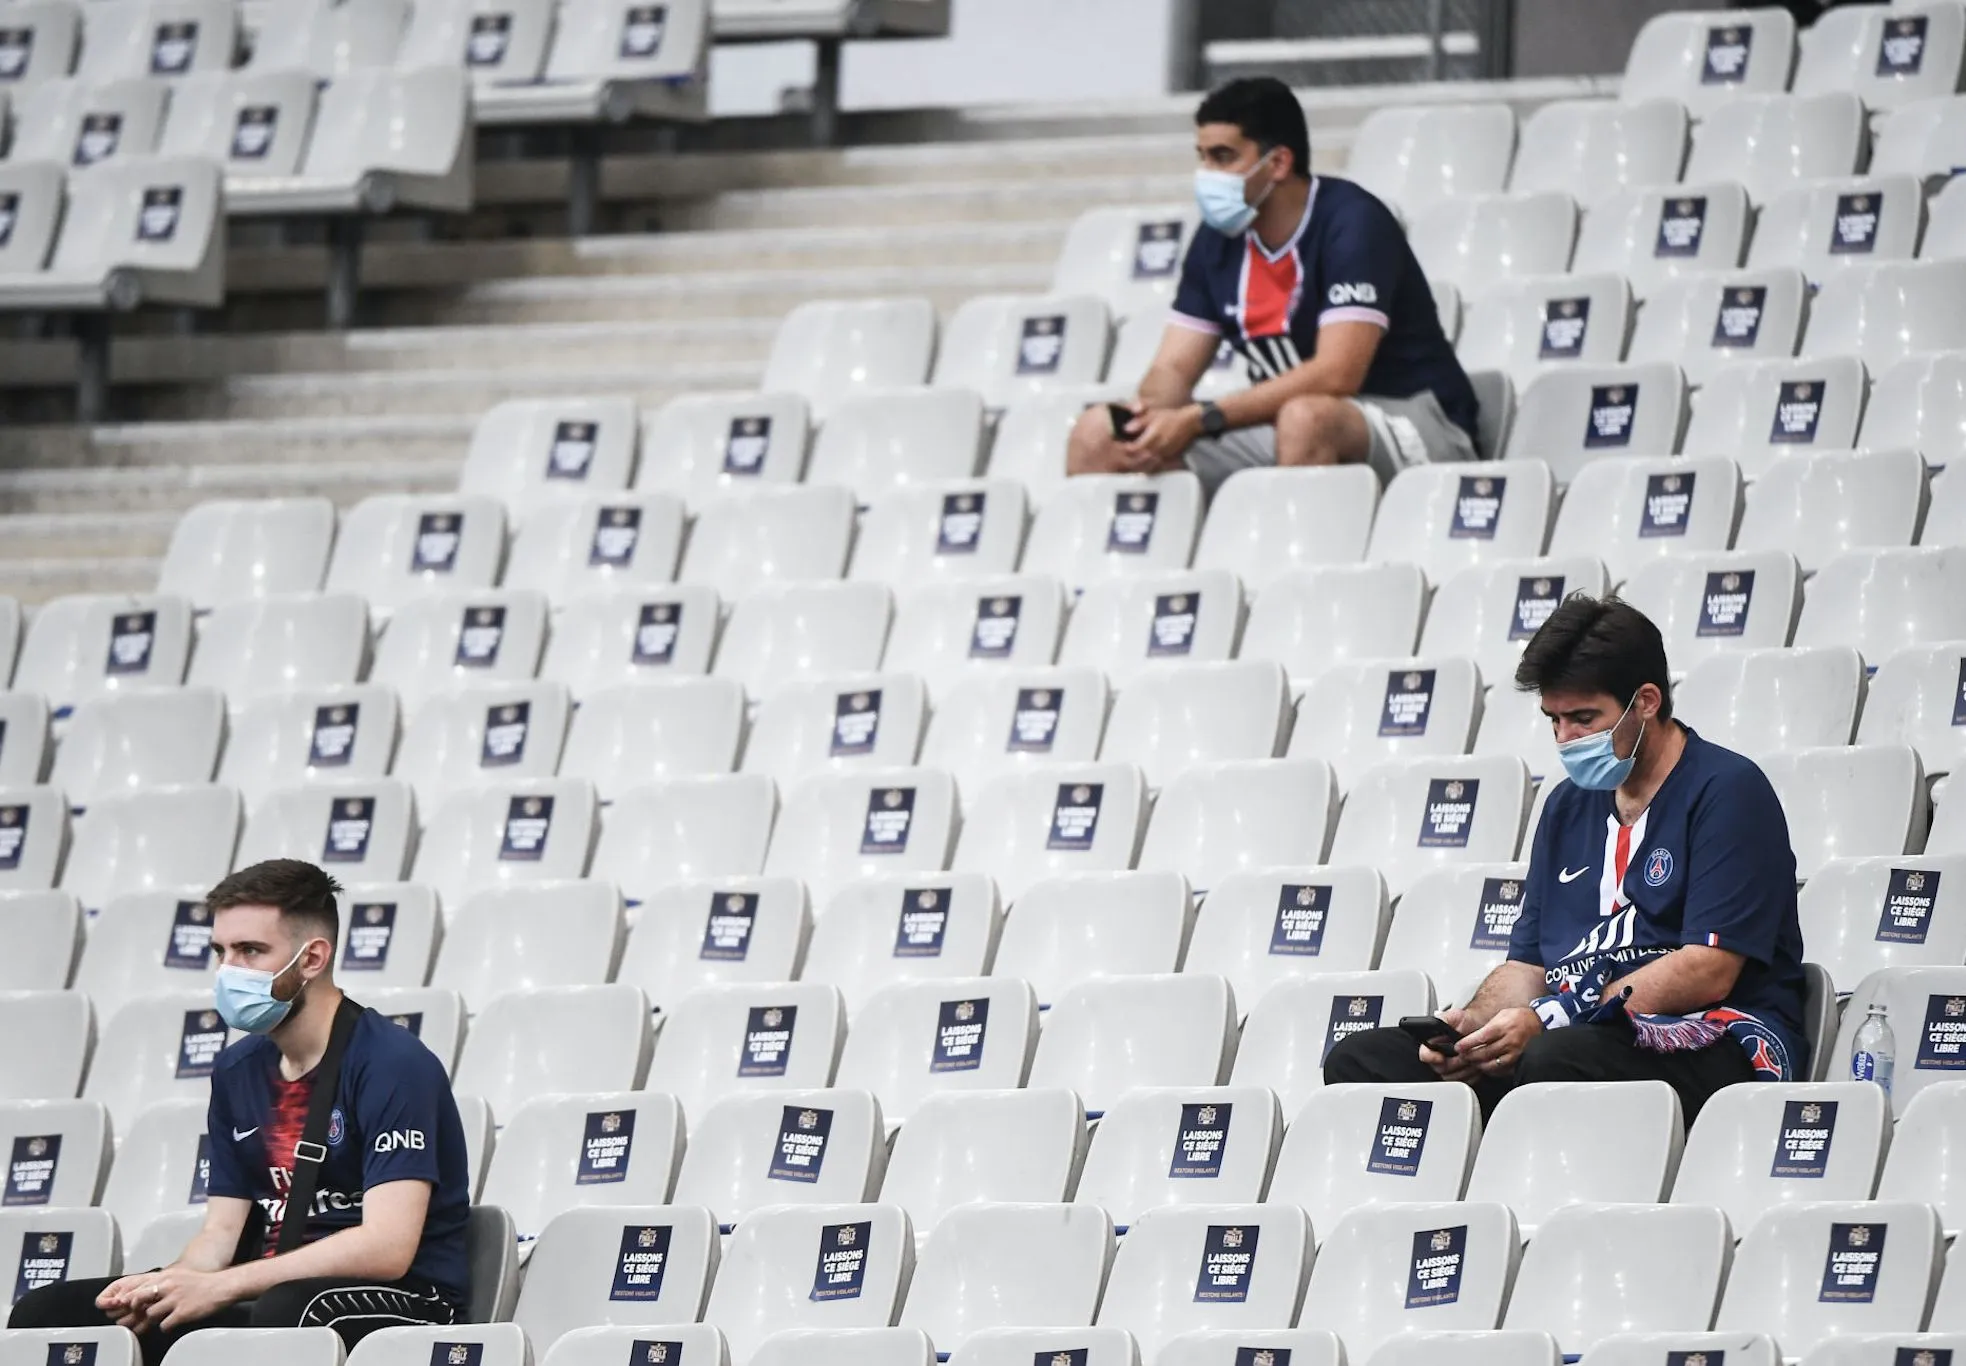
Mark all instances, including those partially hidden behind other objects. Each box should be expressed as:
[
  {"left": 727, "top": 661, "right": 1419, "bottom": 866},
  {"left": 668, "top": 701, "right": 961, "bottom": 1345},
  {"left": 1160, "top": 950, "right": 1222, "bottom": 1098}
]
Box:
[{"left": 0, "top": 154, "right": 221, "bottom": 310}]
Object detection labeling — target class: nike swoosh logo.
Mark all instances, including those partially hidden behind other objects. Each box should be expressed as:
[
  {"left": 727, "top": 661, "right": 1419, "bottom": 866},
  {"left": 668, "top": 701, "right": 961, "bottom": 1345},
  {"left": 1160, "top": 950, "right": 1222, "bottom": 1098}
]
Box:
[
  {"left": 232, "top": 1127, "right": 258, "bottom": 1141},
  {"left": 1558, "top": 867, "right": 1590, "bottom": 883}
]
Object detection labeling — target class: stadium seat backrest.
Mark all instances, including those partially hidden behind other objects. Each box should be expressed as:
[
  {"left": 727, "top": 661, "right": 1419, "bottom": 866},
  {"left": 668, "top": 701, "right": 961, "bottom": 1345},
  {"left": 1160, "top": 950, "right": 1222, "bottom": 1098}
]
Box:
[
  {"left": 154, "top": 69, "right": 318, "bottom": 176},
  {"left": 994, "top": 870, "right": 1192, "bottom": 1009},
  {"left": 807, "top": 387, "right": 986, "bottom": 501},
  {"left": 1857, "top": 643, "right": 1966, "bottom": 775},
  {"left": 1408, "top": 191, "right": 1579, "bottom": 291},
  {"left": 61, "top": 785, "right": 239, "bottom": 914},
  {"left": 98, "top": 1095, "right": 204, "bottom": 1242},
  {"left": 897, "top": 1201, "right": 1114, "bottom": 1355},
  {"left": 1191, "top": 465, "right": 1380, "bottom": 593},
  {"left": 1833, "top": 965, "right": 1966, "bottom": 1115},
  {"left": 672, "top": 1087, "right": 885, "bottom": 1228},
  {"left": 1421, "top": 556, "right": 1611, "bottom": 684},
  {"left": 743, "top": 673, "right": 928, "bottom": 784},
  {"left": 751, "top": 1328, "right": 936, "bottom": 1366},
  {"left": 1671, "top": 1080, "right": 1888, "bottom": 1231},
  {"left": 1157, "top": 1329, "right": 1343, "bottom": 1366},
  {"left": 763, "top": 298, "right": 937, "bottom": 416},
  {"left": 13, "top": 76, "right": 166, "bottom": 166},
  {"left": 1327, "top": 755, "right": 1531, "bottom": 898},
  {"left": 714, "top": 581, "right": 893, "bottom": 699},
  {"left": 617, "top": 876, "right": 809, "bottom": 1012},
  {"left": 1505, "top": 363, "right": 1688, "bottom": 485},
  {"left": 1876, "top": 1080, "right": 1966, "bottom": 1236},
  {"left": 346, "top": 1324, "right": 528, "bottom": 1366},
  {"left": 1345, "top": 103, "right": 1518, "bottom": 221},
  {"left": 1796, "top": 2, "right": 1966, "bottom": 110},
  {"left": 76, "top": 887, "right": 250, "bottom": 1002},
  {"left": 1803, "top": 853, "right": 1966, "bottom": 991},
  {"left": 79, "top": 0, "right": 235, "bottom": 83},
  {"left": 850, "top": 479, "right": 1030, "bottom": 586},
  {"left": 1093, "top": 1201, "right": 1311, "bottom": 1361},
  {"left": 1716, "top": 1200, "right": 1942, "bottom": 1351},
  {"left": 882, "top": 574, "right": 1069, "bottom": 700},
  {"left": 1379, "top": 860, "right": 1531, "bottom": 1007},
  {"left": 1620, "top": 548, "right": 1802, "bottom": 668},
  {"left": 1576, "top": 1333, "right": 1779, "bottom": 1366},
  {"left": 638, "top": 390, "right": 812, "bottom": 510},
  {"left": 81, "top": 989, "right": 222, "bottom": 1133},
  {"left": 1269, "top": 1081, "right": 1479, "bottom": 1237},
  {"left": 453, "top": 983, "right": 652, "bottom": 1118},
  {"left": 324, "top": 494, "right": 506, "bottom": 617},
  {"left": 950, "top": 761, "right": 1144, "bottom": 904},
  {"left": 1545, "top": 458, "right": 1737, "bottom": 589},
  {"left": 477, "top": 1089, "right": 682, "bottom": 1245},
  {"left": 429, "top": 878, "right": 623, "bottom": 1013},
  {"left": 55, "top": 687, "right": 223, "bottom": 807},
  {"left": 363, "top": 986, "right": 466, "bottom": 1075},
  {"left": 987, "top": 387, "right": 1119, "bottom": 505},
  {"left": 1238, "top": 563, "right": 1426, "bottom": 684},
  {"left": 411, "top": 775, "right": 597, "bottom": 909},
  {"left": 1288, "top": 657, "right": 1482, "bottom": 793},
  {"left": 393, "top": 679, "right": 572, "bottom": 812},
  {"left": 1456, "top": 272, "right": 1635, "bottom": 386},
  {"left": 1058, "top": 569, "right": 1243, "bottom": 692},
  {"left": 1749, "top": 175, "right": 1926, "bottom": 283},
  {"left": 17, "top": 592, "right": 193, "bottom": 718},
  {"left": 368, "top": 589, "right": 552, "bottom": 715},
  {"left": 1466, "top": 1081, "right": 1685, "bottom": 1233},
  {"left": 1503, "top": 1203, "right": 1731, "bottom": 1356},
  {"left": 0, "top": 785, "right": 71, "bottom": 894},
  {"left": 0, "top": 991, "right": 90, "bottom": 1102},
  {"left": 933, "top": 294, "right": 1112, "bottom": 409},
  {"left": 394, "top": 0, "right": 549, "bottom": 78},
  {"left": 1859, "top": 352, "right": 1966, "bottom": 464},
  {"left": 1183, "top": 865, "right": 1390, "bottom": 1005},
  {"left": 1029, "top": 974, "right": 1236, "bottom": 1119},
  {"left": 1072, "top": 1084, "right": 1281, "bottom": 1230},
  {"left": 1022, "top": 473, "right": 1203, "bottom": 589},
  {"left": 833, "top": 975, "right": 1037, "bottom": 1123},
  {"left": 1681, "top": 356, "right": 1868, "bottom": 478},
  {"left": 803, "top": 873, "right": 999, "bottom": 1017},
  {"left": 0, "top": 889, "right": 81, "bottom": 991},
  {"left": 1623, "top": 268, "right": 1805, "bottom": 385},
  {"left": 1795, "top": 546, "right": 1966, "bottom": 660},
  {"left": 878, "top": 1087, "right": 1086, "bottom": 1235},
  {"left": 644, "top": 980, "right": 845, "bottom": 1126},
  {"left": 0, "top": 1097, "right": 108, "bottom": 1210},
  {"left": 186, "top": 593, "right": 371, "bottom": 707},
  {"left": 1050, "top": 202, "right": 1197, "bottom": 317},
  {"left": 1804, "top": 260, "right": 1966, "bottom": 364},
  {"left": 916, "top": 665, "right": 1108, "bottom": 799},
  {"left": 503, "top": 494, "right": 687, "bottom": 603},
  {"left": 1874, "top": 93, "right": 1966, "bottom": 178},
  {"left": 1684, "top": 92, "right": 1865, "bottom": 204},
  {"left": 217, "top": 684, "right": 399, "bottom": 808},
  {"left": 1299, "top": 1199, "right": 1519, "bottom": 1360},
  {"left": 1366, "top": 460, "right": 1555, "bottom": 584},
  {"left": 0, "top": 2, "right": 80, "bottom": 88},
  {"left": 561, "top": 677, "right": 747, "bottom": 797},
  {"left": 704, "top": 1202, "right": 914, "bottom": 1364},
  {"left": 157, "top": 497, "right": 335, "bottom": 608},
  {"left": 513, "top": 1203, "right": 719, "bottom": 1353},
  {"left": 1104, "top": 660, "right": 1288, "bottom": 789},
  {"left": 1511, "top": 97, "right": 1688, "bottom": 205},
  {"left": 540, "top": 0, "right": 709, "bottom": 85},
  {"left": 1621, "top": 7, "right": 1797, "bottom": 115},
  {"left": 1137, "top": 758, "right": 1339, "bottom": 897},
  {"left": 1575, "top": 183, "right": 1752, "bottom": 301},
  {"left": 1673, "top": 645, "right": 1866, "bottom": 757},
  {"left": 329, "top": 880, "right": 439, "bottom": 988},
  {"left": 540, "top": 585, "right": 721, "bottom": 692},
  {"left": 590, "top": 774, "right": 777, "bottom": 910},
  {"left": 764, "top": 766, "right": 955, "bottom": 907},
  {"left": 1230, "top": 971, "right": 1436, "bottom": 1115},
  {"left": 944, "top": 1327, "right": 1138, "bottom": 1366}
]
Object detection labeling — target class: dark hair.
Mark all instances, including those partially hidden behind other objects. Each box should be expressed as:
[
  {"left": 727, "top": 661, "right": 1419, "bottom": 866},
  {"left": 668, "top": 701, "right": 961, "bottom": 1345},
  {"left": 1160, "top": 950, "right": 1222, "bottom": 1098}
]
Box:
[
  {"left": 1514, "top": 595, "right": 1674, "bottom": 719},
  {"left": 1195, "top": 76, "right": 1312, "bottom": 181},
  {"left": 206, "top": 859, "right": 342, "bottom": 945}
]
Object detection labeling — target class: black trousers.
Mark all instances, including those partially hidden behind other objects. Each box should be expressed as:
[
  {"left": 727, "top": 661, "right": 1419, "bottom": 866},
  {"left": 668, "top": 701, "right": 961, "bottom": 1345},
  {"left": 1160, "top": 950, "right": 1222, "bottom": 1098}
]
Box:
[
  {"left": 10, "top": 1274, "right": 458, "bottom": 1366},
  {"left": 1324, "top": 1021, "right": 1757, "bottom": 1123}
]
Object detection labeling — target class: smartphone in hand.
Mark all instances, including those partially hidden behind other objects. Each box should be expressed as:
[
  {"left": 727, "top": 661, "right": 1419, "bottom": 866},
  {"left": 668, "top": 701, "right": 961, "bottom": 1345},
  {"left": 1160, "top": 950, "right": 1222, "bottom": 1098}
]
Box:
[
  {"left": 1106, "top": 402, "right": 1135, "bottom": 440},
  {"left": 1397, "top": 1014, "right": 1463, "bottom": 1056}
]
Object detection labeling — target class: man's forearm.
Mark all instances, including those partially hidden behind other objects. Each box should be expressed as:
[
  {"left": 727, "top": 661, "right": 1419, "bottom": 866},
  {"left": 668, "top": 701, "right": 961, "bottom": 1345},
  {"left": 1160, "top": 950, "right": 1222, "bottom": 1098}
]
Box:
[
  {"left": 1136, "top": 362, "right": 1197, "bottom": 412},
  {"left": 216, "top": 1222, "right": 416, "bottom": 1298},
  {"left": 1604, "top": 947, "right": 1743, "bottom": 1017},
  {"left": 1462, "top": 961, "right": 1547, "bottom": 1029},
  {"left": 171, "top": 1228, "right": 241, "bottom": 1275}
]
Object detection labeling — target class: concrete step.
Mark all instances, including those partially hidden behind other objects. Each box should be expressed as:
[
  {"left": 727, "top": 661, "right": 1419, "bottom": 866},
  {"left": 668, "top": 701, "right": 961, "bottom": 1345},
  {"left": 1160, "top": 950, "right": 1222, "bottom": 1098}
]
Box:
[
  {"left": 647, "top": 171, "right": 1190, "bottom": 233},
  {"left": 372, "top": 259, "right": 1052, "bottom": 328},
  {"left": 0, "top": 557, "right": 162, "bottom": 606},
  {"left": 129, "top": 359, "right": 762, "bottom": 422},
  {"left": 0, "top": 510, "right": 183, "bottom": 562},
  {"left": 0, "top": 455, "right": 462, "bottom": 515},
  {"left": 0, "top": 417, "right": 473, "bottom": 473}
]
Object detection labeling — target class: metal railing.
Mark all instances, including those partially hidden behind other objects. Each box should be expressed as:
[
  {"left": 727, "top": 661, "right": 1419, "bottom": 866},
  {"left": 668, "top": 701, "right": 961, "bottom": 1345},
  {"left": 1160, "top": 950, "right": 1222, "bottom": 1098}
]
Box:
[{"left": 1199, "top": 0, "right": 1515, "bottom": 87}]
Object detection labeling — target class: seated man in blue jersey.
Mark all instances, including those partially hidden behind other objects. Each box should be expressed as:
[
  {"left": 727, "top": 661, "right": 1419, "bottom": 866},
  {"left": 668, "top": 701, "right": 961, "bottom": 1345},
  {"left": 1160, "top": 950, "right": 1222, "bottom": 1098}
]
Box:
[
  {"left": 1325, "top": 596, "right": 1809, "bottom": 1120},
  {"left": 12, "top": 860, "right": 471, "bottom": 1365},
  {"left": 1067, "top": 75, "right": 1481, "bottom": 491}
]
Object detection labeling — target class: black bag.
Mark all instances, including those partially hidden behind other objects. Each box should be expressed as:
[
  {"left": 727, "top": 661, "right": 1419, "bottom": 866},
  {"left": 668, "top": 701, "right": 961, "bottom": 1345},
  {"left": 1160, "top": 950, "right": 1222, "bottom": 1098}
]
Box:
[{"left": 230, "top": 996, "right": 365, "bottom": 1264}]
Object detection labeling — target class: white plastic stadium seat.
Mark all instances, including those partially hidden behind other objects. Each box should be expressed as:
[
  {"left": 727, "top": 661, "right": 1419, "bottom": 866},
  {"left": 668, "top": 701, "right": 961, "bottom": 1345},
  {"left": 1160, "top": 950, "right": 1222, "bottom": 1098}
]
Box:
[
  {"left": 11, "top": 77, "right": 166, "bottom": 166},
  {"left": 1544, "top": 458, "right": 1738, "bottom": 588},
  {"left": 156, "top": 498, "right": 334, "bottom": 608},
  {"left": 1366, "top": 461, "right": 1555, "bottom": 586},
  {"left": 1794, "top": 547, "right": 1966, "bottom": 662},
  {"left": 1028, "top": 974, "right": 1236, "bottom": 1119},
  {"left": 915, "top": 667, "right": 1108, "bottom": 799},
  {"left": 477, "top": 1091, "right": 685, "bottom": 1247},
  {"left": 1795, "top": 3, "right": 1965, "bottom": 110},
  {"left": 1860, "top": 352, "right": 1966, "bottom": 466},
  {"left": 1673, "top": 646, "right": 1865, "bottom": 758},
  {"left": 1875, "top": 94, "right": 1966, "bottom": 179},
  {"left": 1503, "top": 1203, "right": 1732, "bottom": 1357},
  {"left": 1511, "top": 99, "right": 1687, "bottom": 206},
  {"left": 589, "top": 774, "right": 777, "bottom": 911},
  {"left": 1182, "top": 866, "right": 1390, "bottom": 1004},
  {"left": 186, "top": 594, "right": 370, "bottom": 708},
  {"left": 368, "top": 589, "right": 550, "bottom": 714},
  {"left": 1683, "top": 93, "right": 1866, "bottom": 205},
  {"left": 0, "top": 992, "right": 91, "bottom": 1101},
  {"left": 672, "top": 1088, "right": 884, "bottom": 1228},
  {"left": 511, "top": 1204, "right": 718, "bottom": 1353},
  {"left": 0, "top": 890, "right": 83, "bottom": 991},
  {"left": 1715, "top": 1202, "right": 1943, "bottom": 1354},
  {"left": 81, "top": 990, "right": 223, "bottom": 1133},
  {"left": 1466, "top": 1081, "right": 1685, "bottom": 1234},
  {"left": 0, "top": 786, "right": 70, "bottom": 894},
  {"left": 1800, "top": 854, "right": 1966, "bottom": 989},
  {"left": 1267, "top": 1082, "right": 1481, "bottom": 1238},
  {"left": 54, "top": 687, "right": 222, "bottom": 808},
  {"left": 324, "top": 494, "right": 505, "bottom": 618},
  {"left": 1577, "top": 1334, "right": 1779, "bottom": 1366},
  {"left": 1680, "top": 356, "right": 1868, "bottom": 480},
  {"left": 897, "top": 1202, "right": 1112, "bottom": 1356},
  {"left": 703, "top": 1203, "right": 914, "bottom": 1366},
  {"left": 993, "top": 871, "right": 1192, "bottom": 1009},
  {"left": 1831, "top": 965, "right": 1966, "bottom": 1116},
  {"left": 61, "top": 785, "right": 238, "bottom": 913},
  {"left": 1057, "top": 570, "right": 1241, "bottom": 692},
  {"left": 933, "top": 295, "right": 1111, "bottom": 409},
  {"left": 0, "top": 694, "right": 50, "bottom": 790},
  {"left": 97, "top": 1096, "right": 205, "bottom": 1241},
  {"left": 502, "top": 495, "right": 687, "bottom": 603},
  {"left": 392, "top": 681, "right": 573, "bottom": 814},
  {"left": 949, "top": 762, "right": 1145, "bottom": 905},
  {"left": 1137, "top": 759, "right": 1342, "bottom": 897},
  {"left": 411, "top": 777, "right": 596, "bottom": 909},
  {"left": 615, "top": 876, "right": 809, "bottom": 1012},
  {"left": 1051, "top": 203, "right": 1196, "bottom": 317},
  {"left": 1620, "top": 549, "right": 1801, "bottom": 668},
  {"left": 1191, "top": 465, "right": 1380, "bottom": 594},
  {"left": 1072, "top": 1085, "right": 1280, "bottom": 1230},
  {"left": 849, "top": 481, "right": 1028, "bottom": 586},
  {"left": 1419, "top": 557, "right": 1609, "bottom": 689},
  {"left": 741, "top": 674, "right": 927, "bottom": 785},
  {"left": 1574, "top": 185, "right": 1753, "bottom": 302},
  {"left": 453, "top": 983, "right": 651, "bottom": 1120},
  {"left": 560, "top": 678, "right": 746, "bottom": 798},
  {"left": 879, "top": 1088, "right": 1084, "bottom": 1236},
  {"left": 1877, "top": 1081, "right": 1966, "bottom": 1236},
  {"left": 0, "top": 1097, "right": 108, "bottom": 1213},
  {"left": 801, "top": 874, "right": 1000, "bottom": 1016},
  {"left": 1329, "top": 757, "right": 1530, "bottom": 898},
  {"left": 1379, "top": 862, "right": 1531, "bottom": 1008},
  {"left": 217, "top": 684, "right": 398, "bottom": 809},
  {"left": 1624, "top": 270, "right": 1808, "bottom": 385},
  {"left": 681, "top": 486, "right": 855, "bottom": 599},
  {"left": 1299, "top": 1200, "right": 1519, "bottom": 1361},
  {"left": 881, "top": 575, "right": 1068, "bottom": 701},
  {"left": 1021, "top": 473, "right": 1203, "bottom": 589},
  {"left": 1287, "top": 659, "right": 1482, "bottom": 793},
  {"left": 1621, "top": 8, "right": 1798, "bottom": 116},
  {"left": 430, "top": 880, "right": 622, "bottom": 1014},
  {"left": 764, "top": 767, "right": 954, "bottom": 909},
  {"left": 1093, "top": 1202, "right": 1312, "bottom": 1361},
  {"left": 1770, "top": 745, "right": 1926, "bottom": 879},
  {"left": 74, "top": 891, "right": 228, "bottom": 1001},
  {"left": 15, "top": 593, "right": 192, "bottom": 717},
  {"left": 1803, "top": 260, "right": 1966, "bottom": 366},
  {"left": 1230, "top": 970, "right": 1436, "bottom": 1115},
  {"left": 1408, "top": 192, "right": 1579, "bottom": 292},
  {"left": 762, "top": 298, "right": 937, "bottom": 419},
  {"left": 471, "top": 0, "right": 710, "bottom": 125},
  {"left": 833, "top": 977, "right": 1039, "bottom": 1125},
  {"left": 332, "top": 882, "right": 440, "bottom": 988},
  {"left": 1238, "top": 563, "right": 1427, "bottom": 684},
  {"left": 1859, "top": 644, "right": 1966, "bottom": 778},
  {"left": 1504, "top": 363, "right": 1688, "bottom": 485},
  {"left": 638, "top": 390, "right": 811, "bottom": 511},
  {"left": 0, "top": 3, "right": 82, "bottom": 88},
  {"left": 806, "top": 388, "right": 985, "bottom": 502},
  {"left": 456, "top": 396, "right": 639, "bottom": 510},
  {"left": 1671, "top": 1081, "right": 1890, "bottom": 1233},
  {"left": 1757, "top": 445, "right": 1931, "bottom": 575},
  {"left": 986, "top": 387, "right": 1117, "bottom": 505},
  {"left": 1345, "top": 103, "right": 1519, "bottom": 221},
  {"left": 1103, "top": 661, "right": 1287, "bottom": 790},
  {"left": 153, "top": 69, "right": 319, "bottom": 178},
  {"left": 345, "top": 1324, "right": 531, "bottom": 1366},
  {"left": 749, "top": 1328, "right": 933, "bottom": 1366},
  {"left": 1748, "top": 176, "right": 1926, "bottom": 284},
  {"left": 643, "top": 981, "right": 844, "bottom": 1126},
  {"left": 540, "top": 586, "right": 721, "bottom": 692}
]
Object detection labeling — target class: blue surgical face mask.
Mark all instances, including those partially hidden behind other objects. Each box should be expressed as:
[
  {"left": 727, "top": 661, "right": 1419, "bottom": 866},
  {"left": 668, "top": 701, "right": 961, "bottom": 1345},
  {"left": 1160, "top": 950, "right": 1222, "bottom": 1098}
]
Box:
[
  {"left": 1194, "top": 150, "right": 1276, "bottom": 236},
  {"left": 1556, "top": 694, "right": 1644, "bottom": 791},
  {"left": 214, "top": 943, "right": 314, "bottom": 1034}
]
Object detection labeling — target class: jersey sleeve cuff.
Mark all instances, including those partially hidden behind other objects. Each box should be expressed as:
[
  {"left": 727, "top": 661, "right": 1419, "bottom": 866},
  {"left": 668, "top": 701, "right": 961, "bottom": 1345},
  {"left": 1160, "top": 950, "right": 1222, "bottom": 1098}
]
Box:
[
  {"left": 1318, "top": 306, "right": 1391, "bottom": 330},
  {"left": 1167, "top": 311, "right": 1222, "bottom": 336},
  {"left": 1682, "top": 928, "right": 1770, "bottom": 963}
]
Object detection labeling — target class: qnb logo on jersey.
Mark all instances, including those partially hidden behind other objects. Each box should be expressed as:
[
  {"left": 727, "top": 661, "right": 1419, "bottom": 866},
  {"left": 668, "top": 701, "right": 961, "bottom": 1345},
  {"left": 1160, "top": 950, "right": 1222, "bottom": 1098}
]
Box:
[
  {"left": 374, "top": 1129, "right": 426, "bottom": 1153},
  {"left": 1328, "top": 281, "right": 1378, "bottom": 307}
]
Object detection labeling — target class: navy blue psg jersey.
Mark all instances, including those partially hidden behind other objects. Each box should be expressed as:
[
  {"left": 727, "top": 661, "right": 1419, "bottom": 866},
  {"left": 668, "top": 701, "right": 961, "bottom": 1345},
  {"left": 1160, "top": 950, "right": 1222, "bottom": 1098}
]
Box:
[
  {"left": 1509, "top": 726, "right": 1809, "bottom": 1077},
  {"left": 206, "top": 1006, "right": 471, "bottom": 1305},
  {"left": 1171, "top": 175, "right": 1479, "bottom": 440}
]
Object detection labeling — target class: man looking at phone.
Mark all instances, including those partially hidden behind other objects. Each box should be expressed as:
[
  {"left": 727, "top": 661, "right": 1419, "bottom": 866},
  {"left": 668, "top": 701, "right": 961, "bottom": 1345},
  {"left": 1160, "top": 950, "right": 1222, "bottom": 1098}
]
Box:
[
  {"left": 10, "top": 860, "right": 472, "bottom": 1363},
  {"left": 1066, "top": 75, "right": 1480, "bottom": 490},
  {"left": 1325, "top": 596, "right": 1809, "bottom": 1120}
]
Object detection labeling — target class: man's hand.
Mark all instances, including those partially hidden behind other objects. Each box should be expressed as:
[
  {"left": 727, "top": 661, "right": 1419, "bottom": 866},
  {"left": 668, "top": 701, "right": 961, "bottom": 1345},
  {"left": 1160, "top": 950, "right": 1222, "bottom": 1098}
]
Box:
[
  {"left": 1123, "top": 402, "right": 1203, "bottom": 470},
  {"left": 1449, "top": 1006, "right": 1545, "bottom": 1078},
  {"left": 96, "top": 1273, "right": 158, "bottom": 1329},
  {"left": 138, "top": 1265, "right": 245, "bottom": 1332}
]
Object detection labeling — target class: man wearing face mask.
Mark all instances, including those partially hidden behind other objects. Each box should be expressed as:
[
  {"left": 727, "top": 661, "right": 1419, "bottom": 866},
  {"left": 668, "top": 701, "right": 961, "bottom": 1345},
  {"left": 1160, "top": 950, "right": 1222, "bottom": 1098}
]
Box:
[
  {"left": 1325, "top": 596, "right": 1808, "bottom": 1120},
  {"left": 10, "top": 859, "right": 470, "bottom": 1363},
  {"left": 1067, "top": 74, "right": 1480, "bottom": 490}
]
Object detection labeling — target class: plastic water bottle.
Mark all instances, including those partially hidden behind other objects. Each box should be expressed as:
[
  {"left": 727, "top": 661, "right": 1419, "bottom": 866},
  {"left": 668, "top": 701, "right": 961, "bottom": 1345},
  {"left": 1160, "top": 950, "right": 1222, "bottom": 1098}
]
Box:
[{"left": 1851, "top": 1003, "right": 1896, "bottom": 1100}]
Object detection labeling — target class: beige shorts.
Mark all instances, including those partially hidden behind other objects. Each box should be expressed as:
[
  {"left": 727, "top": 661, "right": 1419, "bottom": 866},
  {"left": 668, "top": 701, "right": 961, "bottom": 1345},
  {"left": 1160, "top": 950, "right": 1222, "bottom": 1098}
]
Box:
[{"left": 1182, "top": 389, "right": 1479, "bottom": 495}]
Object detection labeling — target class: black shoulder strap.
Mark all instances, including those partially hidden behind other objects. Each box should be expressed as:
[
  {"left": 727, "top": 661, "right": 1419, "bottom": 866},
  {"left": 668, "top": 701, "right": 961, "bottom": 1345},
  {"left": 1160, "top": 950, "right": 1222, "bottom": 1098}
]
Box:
[{"left": 279, "top": 994, "right": 364, "bottom": 1258}]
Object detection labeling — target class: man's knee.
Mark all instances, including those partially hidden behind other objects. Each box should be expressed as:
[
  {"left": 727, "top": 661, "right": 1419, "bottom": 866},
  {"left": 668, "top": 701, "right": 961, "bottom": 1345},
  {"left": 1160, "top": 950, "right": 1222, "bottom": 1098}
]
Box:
[
  {"left": 248, "top": 1281, "right": 316, "bottom": 1328},
  {"left": 1274, "top": 394, "right": 1361, "bottom": 466},
  {"left": 9, "top": 1279, "right": 105, "bottom": 1329},
  {"left": 1323, "top": 1025, "right": 1425, "bottom": 1085},
  {"left": 1066, "top": 404, "right": 1123, "bottom": 476},
  {"left": 1512, "top": 1026, "right": 1609, "bottom": 1085}
]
